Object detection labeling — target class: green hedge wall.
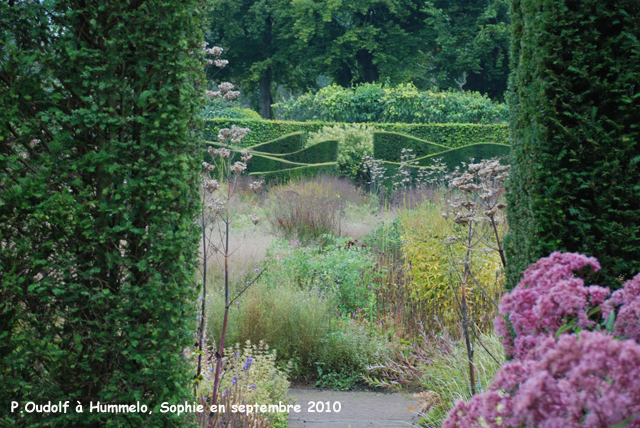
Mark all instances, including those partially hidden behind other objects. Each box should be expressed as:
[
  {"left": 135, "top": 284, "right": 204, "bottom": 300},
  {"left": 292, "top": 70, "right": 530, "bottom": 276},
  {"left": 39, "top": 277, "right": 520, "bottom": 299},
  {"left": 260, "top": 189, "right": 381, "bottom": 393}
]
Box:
[
  {"left": 202, "top": 138, "right": 337, "bottom": 163},
  {"left": 277, "top": 140, "right": 339, "bottom": 164},
  {"left": 249, "top": 163, "right": 339, "bottom": 182},
  {"left": 505, "top": 0, "right": 640, "bottom": 290},
  {"left": 416, "top": 143, "right": 510, "bottom": 168},
  {"left": 204, "top": 119, "right": 510, "bottom": 148},
  {"left": 250, "top": 132, "right": 305, "bottom": 155},
  {"left": 204, "top": 132, "right": 305, "bottom": 155},
  {"left": 373, "top": 132, "right": 449, "bottom": 162},
  {"left": 381, "top": 143, "right": 510, "bottom": 179},
  {"left": 245, "top": 153, "right": 307, "bottom": 174}
]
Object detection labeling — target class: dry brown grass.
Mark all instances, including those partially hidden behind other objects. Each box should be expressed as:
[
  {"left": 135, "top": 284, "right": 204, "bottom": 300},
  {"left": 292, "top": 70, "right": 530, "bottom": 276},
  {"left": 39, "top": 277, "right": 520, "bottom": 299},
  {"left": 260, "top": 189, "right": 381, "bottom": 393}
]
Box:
[{"left": 199, "top": 222, "right": 273, "bottom": 287}]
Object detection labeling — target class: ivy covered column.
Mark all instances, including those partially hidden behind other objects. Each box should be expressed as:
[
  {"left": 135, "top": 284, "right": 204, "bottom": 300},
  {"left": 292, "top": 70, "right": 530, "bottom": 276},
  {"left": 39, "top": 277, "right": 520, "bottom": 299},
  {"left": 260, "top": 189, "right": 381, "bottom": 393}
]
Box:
[{"left": 505, "top": 0, "right": 640, "bottom": 290}]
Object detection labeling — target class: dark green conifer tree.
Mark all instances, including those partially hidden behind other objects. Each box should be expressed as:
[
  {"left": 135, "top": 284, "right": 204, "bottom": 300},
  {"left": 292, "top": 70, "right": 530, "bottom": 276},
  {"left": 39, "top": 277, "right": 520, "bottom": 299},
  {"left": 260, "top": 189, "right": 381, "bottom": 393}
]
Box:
[{"left": 505, "top": 0, "right": 640, "bottom": 290}]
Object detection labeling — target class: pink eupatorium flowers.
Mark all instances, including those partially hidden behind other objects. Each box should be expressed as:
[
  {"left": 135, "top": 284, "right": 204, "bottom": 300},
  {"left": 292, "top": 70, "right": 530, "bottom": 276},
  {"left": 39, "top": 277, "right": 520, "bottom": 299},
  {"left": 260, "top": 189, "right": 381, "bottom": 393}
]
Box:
[{"left": 443, "top": 252, "right": 640, "bottom": 428}]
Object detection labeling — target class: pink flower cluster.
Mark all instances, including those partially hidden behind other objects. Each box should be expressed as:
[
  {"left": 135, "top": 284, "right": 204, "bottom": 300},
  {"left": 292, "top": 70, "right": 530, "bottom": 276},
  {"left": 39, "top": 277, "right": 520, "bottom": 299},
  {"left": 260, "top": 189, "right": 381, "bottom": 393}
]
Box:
[
  {"left": 444, "top": 252, "right": 640, "bottom": 428},
  {"left": 604, "top": 273, "right": 640, "bottom": 342}
]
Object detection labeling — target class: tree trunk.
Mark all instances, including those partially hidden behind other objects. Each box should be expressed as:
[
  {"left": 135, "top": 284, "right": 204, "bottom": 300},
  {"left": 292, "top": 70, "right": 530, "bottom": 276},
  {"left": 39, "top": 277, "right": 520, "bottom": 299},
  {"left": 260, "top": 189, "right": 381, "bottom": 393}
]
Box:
[
  {"left": 356, "top": 50, "right": 379, "bottom": 83},
  {"left": 260, "top": 67, "right": 272, "bottom": 119},
  {"left": 260, "top": 15, "right": 273, "bottom": 119}
]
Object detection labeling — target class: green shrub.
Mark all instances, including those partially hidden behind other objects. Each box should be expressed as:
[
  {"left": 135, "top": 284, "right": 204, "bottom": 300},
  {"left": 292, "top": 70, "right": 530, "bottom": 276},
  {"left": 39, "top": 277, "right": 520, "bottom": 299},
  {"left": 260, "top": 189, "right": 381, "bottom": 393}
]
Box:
[
  {"left": 400, "top": 203, "right": 504, "bottom": 333},
  {"left": 0, "top": 1, "right": 203, "bottom": 426},
  {"left": 362, "top": 218, "right": 404, "bottom": 257},
  {"left": 505, "top": 0, "right": 640, "bottom": 290},
  {"left": 388, "top": 143, "right": 509, "bottom": 169},
  {"left": 204, "top": 119, "right": 510, "bottom": 149},
  {"left": 207, "top": 269, "right": 335, "bottom": 379},
  {"left": 280, "top": 240, "right": 378, "bottom": 318},
  {"left": 414, "top": 144, "right": 510, "bottom": 168},
  {"left": 201, "top": 97, "right": 262, "bottom": 120},
  {"left": 307, "top": 124, "right": 375, "bottom": 181},
  {"left": 272, "top": 83, "right": 507, "bottom": 124},
  {"left": 313, "top": 320, "right": 389, "bottom": 390}
]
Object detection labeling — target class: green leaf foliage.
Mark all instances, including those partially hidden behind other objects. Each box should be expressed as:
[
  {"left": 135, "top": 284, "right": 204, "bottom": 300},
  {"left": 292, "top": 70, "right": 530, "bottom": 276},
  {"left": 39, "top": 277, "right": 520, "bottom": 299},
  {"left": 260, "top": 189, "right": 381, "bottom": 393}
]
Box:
[
  {"left": 201, "top": 97, "right": 262, "bottom": 120},
  {"left": 0, "top": 1, "right": 204, "bottom": 426},
  {"left": 505, "top": 0, "right": 640, "bottom": 290},
  {"left": 273, "top": 83, "right": 508, "bottom": 124},
  {"left": 421, "top": 0, "right": 512, "bottom": 99},
  {"left": 205, "top": 119, "right": 510, "bottom": 148}
]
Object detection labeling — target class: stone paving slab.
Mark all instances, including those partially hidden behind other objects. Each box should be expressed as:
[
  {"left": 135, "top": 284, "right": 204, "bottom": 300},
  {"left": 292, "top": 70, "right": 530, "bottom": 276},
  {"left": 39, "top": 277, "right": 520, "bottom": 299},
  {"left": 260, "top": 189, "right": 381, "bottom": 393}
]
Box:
[{"left": 287, "top": 388, "right": 419, "bottom": 428}]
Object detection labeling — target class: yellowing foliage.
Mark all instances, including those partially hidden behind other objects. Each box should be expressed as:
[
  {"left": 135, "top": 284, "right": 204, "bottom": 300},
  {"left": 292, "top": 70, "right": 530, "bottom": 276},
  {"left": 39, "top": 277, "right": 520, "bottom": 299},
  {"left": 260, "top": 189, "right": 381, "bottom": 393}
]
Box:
[{"left": 400, "top": 203, "right": 504, "bottom": 332}]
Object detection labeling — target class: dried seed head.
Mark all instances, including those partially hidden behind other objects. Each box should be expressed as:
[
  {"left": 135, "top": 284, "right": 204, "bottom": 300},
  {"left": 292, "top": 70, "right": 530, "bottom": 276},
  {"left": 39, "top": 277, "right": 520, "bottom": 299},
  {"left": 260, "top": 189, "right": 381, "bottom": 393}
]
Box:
[
  {"left": 206, "top": 46, "right": 223, "bottom": 56},
  {"left": 218, "top": 82, "right": 234, "bottom": 93},
  {"left": 484, "top": 207, "right": 498, "bottom": 217},
  {"left": 206, "top": 197, "right": 225, "bottom": 214},
  {"left": 214, "top": 59, "right": 229, "bottom": 69},
  {"left": 215, "top": 148, "right": 230, "bottom": 159},
  {"left": 230, "top": 161, "right": 246, "bottom": 175},
  {"left": 249, "top": 214, "right": 262, "bottom": 225},
  {"left": 240, "top": 149, "right": 253, "bottom": 163},
  {"left": 204, "top": 179, "right": 220, "bottom": 193},
  {"left": 202, "top": 161, "right": 215, "bottom": 172},
  {"left": 248, "top": 180, "right": 264, "bottom": 191},
  {"left": 458, "top": 183, "right": 482, "bottom": 192},
  {"left": 223, "top": 91, "right": 240, "bottom": 101}
]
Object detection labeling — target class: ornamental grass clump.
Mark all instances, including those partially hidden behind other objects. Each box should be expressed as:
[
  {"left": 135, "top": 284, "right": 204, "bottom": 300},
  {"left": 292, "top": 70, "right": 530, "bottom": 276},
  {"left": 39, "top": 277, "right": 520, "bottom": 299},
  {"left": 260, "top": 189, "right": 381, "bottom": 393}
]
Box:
[
  {"left": 443, "top": 252, "right": 640, "bottom": 428},
  {"left": 267, "top": 178, "right": 345, "bottom": 245}
]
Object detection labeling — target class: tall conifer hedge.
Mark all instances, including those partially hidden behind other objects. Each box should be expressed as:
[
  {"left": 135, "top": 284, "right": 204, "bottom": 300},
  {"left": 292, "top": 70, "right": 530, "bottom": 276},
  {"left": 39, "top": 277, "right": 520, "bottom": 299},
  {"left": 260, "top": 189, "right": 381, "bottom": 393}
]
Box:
[
  {"left": 1, "top": 1, "right": 204, "bottom": 426},
  {"left": 505, "top": 0, "right": 640, "bottom": 290}
]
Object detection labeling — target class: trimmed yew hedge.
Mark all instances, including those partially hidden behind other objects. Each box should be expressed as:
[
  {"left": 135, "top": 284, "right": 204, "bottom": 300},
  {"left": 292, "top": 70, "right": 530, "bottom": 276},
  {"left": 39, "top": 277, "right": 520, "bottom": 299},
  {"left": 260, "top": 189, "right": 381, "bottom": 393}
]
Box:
[
  {"left": 250, "top": 132, "right": 305, "bottom": 155},
  {"left": 415, "top": 143, "right": 510, "bottom": 168},
  {"left": 204, "top": 119, "right": 510, "bottom": 148},
  {"left": 277, "top": 140, "right": 339, "bottom": 164},
  {"left": 249, "top": 163, "right": 339, "bottom": 182},
  {"left": 505, "top": 0, "right": 640, "bottom": 290},
  {"left": 373, "top": 132, "right": 449, "bottom": 162}
]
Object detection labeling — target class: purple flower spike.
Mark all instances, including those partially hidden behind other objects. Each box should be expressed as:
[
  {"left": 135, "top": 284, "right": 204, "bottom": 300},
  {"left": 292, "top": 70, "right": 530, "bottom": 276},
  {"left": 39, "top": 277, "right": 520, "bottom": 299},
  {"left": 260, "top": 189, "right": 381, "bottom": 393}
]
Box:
[{"left": 243, "top": 357, "right": 254, "bottom": 370}]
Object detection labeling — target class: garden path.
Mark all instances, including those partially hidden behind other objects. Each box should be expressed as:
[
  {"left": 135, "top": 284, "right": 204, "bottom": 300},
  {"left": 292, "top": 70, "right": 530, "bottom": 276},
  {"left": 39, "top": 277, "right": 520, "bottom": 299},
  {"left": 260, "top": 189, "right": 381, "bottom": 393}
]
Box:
[{"left": 287, "top": 388, "right": 419, "bottom": 428}]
